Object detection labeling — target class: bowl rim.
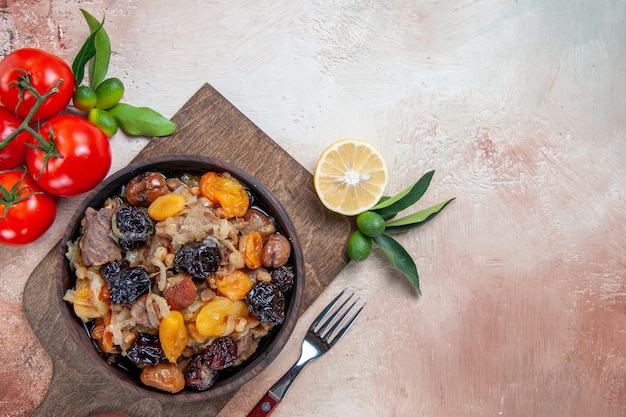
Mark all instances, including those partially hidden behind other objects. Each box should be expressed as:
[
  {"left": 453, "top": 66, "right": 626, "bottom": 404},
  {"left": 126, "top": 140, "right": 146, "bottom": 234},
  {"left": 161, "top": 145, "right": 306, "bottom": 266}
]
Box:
[{"left": 56, "top": 154, "right": 305, "bottom": 402}]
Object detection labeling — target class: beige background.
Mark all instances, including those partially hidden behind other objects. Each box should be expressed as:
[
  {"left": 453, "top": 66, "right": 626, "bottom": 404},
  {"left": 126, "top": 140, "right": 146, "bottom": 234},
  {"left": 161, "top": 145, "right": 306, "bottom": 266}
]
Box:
[{"left": 1, "top": 1, "right": 625, "bottom": 416}]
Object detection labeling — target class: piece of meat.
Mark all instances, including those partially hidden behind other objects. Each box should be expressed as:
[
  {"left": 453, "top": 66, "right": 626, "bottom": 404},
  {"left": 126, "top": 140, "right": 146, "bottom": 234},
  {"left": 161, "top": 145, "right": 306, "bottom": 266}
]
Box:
[{"left": 80, "top": 206, "right": 122, "bottom": 267}]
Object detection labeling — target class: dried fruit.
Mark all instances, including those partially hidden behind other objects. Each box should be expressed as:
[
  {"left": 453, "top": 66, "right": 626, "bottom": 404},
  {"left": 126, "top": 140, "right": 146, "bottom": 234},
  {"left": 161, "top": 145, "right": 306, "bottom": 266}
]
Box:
[
  {"left": 72, "top": 285, "right": 110, "bottom": 319},
  {"left": 91, "top": 313, "right": 115, "bottom": 353},
  {"left": 100, "top": 260, "right": 150, "bottom": 306},
  {"left": 246, "top": 282, "right": 285, "bottom": 325},
  {"left": 125, "top": 172, "right": 168, "bottom": 207},
  {"left": 199, "top": 172, "right": 250, "bottom": 218},
  {"left": 147, "top": 193, "right": 186, "bottom": 221},
  {"left": 215, "top": 270, "right": 253, "bottom": 301},
  {"left": 173, "top": 239, "right": 221, "bottom": 280},
  {"left": 140, "top": 362, "right": 185, "bottom": 393},
  {"left": 242, "top": 208, "right": 276, "bottom": 238},
  {"left": 184, "top": 354, "right": 217, "bottom": 391},
  {"left": 159, "top": 310, "right": 188, "bottom": 363},
  {"left": 204, "top": 337, "right": 237, "bottom": 370},
  {"left": 195, "top": 296, "right": 248, "bottom": 337},
  {"left": 241, "top": 231, "right": 263, "bottom": 269},
  {"left": 111, "top": 205, "right": 154, "bottom": 250},
  {"left": 163, "top": 273, "right": 197, "bottom": 310},
  {"left": 270, "top": 266, "right": 294, "bottom": 294},
  {"left": 261, "top": 234, "right": 291, "bottom": 268},
  {"left": 126, "top": 332, "right": 167, "bottom": 366}
]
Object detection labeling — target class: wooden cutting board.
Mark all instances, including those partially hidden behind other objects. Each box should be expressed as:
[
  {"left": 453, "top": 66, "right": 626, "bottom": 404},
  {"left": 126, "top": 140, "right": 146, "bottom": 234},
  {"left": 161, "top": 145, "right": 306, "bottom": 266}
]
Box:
[{"left": 23, "top": 83, "right": 353, "bottom": 417}]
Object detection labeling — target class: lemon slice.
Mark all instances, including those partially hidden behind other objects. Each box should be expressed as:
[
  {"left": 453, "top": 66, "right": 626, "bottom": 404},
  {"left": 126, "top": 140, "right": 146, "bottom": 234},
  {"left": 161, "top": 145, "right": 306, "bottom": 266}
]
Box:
[{"left": 313, "top": 138, "right": 389, "bottom": 216}]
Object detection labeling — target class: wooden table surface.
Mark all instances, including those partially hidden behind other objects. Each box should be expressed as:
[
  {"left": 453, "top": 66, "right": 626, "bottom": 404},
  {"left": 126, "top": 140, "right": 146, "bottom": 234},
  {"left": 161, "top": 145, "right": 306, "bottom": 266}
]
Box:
[{"left": 1, "top": 1, "right": 625, "bottom": 416}]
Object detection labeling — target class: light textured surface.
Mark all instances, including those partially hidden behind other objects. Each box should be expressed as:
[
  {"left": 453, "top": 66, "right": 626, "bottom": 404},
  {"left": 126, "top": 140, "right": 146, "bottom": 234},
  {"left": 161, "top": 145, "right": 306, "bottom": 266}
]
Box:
[{"left": 1, "top": 1, "right": 625, "bottom": 416}]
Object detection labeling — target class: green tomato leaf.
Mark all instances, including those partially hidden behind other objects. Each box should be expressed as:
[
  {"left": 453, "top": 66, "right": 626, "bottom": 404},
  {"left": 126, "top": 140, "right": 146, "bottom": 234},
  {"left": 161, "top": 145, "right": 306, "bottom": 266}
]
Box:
[
  {"left": 384, "top": 198, "right": 455, "bottom": 234},
  {"left": 372, "top": 170, "right": 435, "bottom": 220},
  {"left": 80, "top": 9, "right": 111, "bottom": 89},
  {"left": 108, "top": 103, "right": 177, "bottom": 137},
  {"left": 71, "top": 16, "right": 104, "bottom": 86},
  {"left": 373, "top": 233, "right": 420, "bottom": 295}
]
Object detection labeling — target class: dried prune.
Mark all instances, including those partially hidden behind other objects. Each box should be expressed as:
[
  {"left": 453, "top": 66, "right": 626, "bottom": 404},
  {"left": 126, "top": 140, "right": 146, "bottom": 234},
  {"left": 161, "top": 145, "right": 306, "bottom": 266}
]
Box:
[
  {"left": 174, "top": 239, "right": 221, "bottom": 280},
  {"left": 111, "top": 205, "right": 154, "bottom": 250},
  {"left": 246, "top": 282, "right": 285, "bottom": 325},
  {"left": 100, "top": 259, "right": 150, "bottom": 305},
  {"left": 126, "top": 332, "right": 167, "bottom": 367},
  {"left": 204, "top": 337, "right": 237, "bottom": 370},
  {"left": 270, "top": 266, "right": 294, "bottom": 294},
  {"left": 184, "top": 354, "right": 217, "bottom": 391}
]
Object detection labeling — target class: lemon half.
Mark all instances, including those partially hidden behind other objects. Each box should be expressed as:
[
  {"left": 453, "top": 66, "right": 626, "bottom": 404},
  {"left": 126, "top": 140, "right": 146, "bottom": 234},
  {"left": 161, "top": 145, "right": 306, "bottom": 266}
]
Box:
[{"left": 313, "top": 138, "right": 389, "bottom": 216}]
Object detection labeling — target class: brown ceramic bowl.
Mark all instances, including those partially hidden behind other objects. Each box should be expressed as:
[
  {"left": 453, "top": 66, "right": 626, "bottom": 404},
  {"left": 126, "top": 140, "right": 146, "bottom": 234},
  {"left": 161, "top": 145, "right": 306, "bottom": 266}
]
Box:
[{"left": 57, "top": 154, "right": 304, "bottom": 402}]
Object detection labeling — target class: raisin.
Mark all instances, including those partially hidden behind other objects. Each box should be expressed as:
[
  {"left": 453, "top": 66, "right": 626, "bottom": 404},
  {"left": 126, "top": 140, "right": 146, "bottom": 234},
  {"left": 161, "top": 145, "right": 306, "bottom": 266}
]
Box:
[
  {"left": 125, "top": 172, "right": 168, "bottom": 207},
  {"left": 111, "top": 205, "right": 154, "bottom": 250},
  {"left": 270, "top": 266, "right": 294, "bottom": 294},
  {"left": 126, "top": 333, "right": 167, "bottom": 367},
  {"left": 100, "top": 260, "right": 150, "bottom": 305},
  {"left": 204, "top": 337, "right": 237, "bottom": 370},
  {"left": 140, "top": 362, "right": 185, "bottom": 393},
  {"left": 246, "top": 282, "right": 285, "bottom": 325},
  {"left": 184, "top": 354, "right": 217, "bottom": 391},
  {"left": 173, "top": 239, "right": 221, "bottom": 280},
  {"left": 261, "top": 234, "right": 291, "bottom": 268}
]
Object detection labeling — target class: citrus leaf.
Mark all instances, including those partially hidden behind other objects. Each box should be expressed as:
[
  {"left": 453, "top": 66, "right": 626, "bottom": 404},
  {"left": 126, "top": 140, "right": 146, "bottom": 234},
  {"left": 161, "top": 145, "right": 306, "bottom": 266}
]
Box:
[
  {"left": 384, "top": 198, "right": 455, "bottom": 234},
  {"left": 71, "top": 17, "right": 104, "bottom": 85},
  {"left": 108, "top": 103, "right": 177, "bottom": 137},
  {"left": 80, "top": 9, "right": 110, "bottom": 89},
  {"left": 372, "top": 170, "right": 434, "bottom": 220},
  {"left": 373, "top": 233, "right": 420, "bottom": 294}
]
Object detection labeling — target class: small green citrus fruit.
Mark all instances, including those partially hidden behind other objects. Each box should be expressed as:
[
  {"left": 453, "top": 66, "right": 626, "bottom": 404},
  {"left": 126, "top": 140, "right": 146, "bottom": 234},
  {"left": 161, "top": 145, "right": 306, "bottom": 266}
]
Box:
[
  {"left": 95, "top": 77, "right": 125, "bottom": 110},
  {"left": 356, "top": 211, "right": 386, "bottom": 237},
  {"left": 72, "top": 85, "right": 97, "bottom": 112},
  {"left": 346, "top": 230, "right": 372, "bottom": 262},
  {"left": 87, "top": 108, "right": 119, "bottom": 137}
]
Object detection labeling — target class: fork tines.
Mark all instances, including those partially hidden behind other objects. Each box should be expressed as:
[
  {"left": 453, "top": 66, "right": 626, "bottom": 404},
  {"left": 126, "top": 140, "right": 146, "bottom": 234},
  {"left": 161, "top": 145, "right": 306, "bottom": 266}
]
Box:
[{"left": 310, "top": 288, "right": 366, "bottom": 346}]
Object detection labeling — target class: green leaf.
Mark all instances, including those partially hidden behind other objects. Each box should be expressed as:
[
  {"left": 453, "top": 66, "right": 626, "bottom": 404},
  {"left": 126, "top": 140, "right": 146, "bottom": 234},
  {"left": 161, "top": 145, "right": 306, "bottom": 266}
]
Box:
[
  {"left": 71, "top": 17, "right": 104, "bottom": 86},
  {"left": 373, "top": 233, "right": 420, "bottom": 294},
  {"left": 384, "top": 198, "right": 455, "bottom": 234},
  {"left": 108, "top": 103, "right": 177, "bottom": 137},
  {"left": 80, "top": 9, "right": 111, "bottom": 89},
  {"left": 372, "top": 170, "right": 435, "bottom": 220}
]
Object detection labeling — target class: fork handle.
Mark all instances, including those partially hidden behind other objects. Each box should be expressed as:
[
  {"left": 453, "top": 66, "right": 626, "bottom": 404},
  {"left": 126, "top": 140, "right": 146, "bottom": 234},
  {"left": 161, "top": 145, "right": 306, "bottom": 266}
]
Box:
[
  {"left": 247, "top": 359, "right": 309, "bottom": 416},
  {"left": 247, "top": 391, "right": 280, "bottom": 417}
]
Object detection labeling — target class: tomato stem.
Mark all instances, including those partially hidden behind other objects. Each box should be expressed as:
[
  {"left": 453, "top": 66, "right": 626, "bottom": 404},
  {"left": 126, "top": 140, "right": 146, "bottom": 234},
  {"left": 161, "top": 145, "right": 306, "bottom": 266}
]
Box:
[
  {"left": 0, "top": 168, "right": 42, "bottom": 219},
  {"left": 0, "top": 74, "right": 64, "bottom": 152}
]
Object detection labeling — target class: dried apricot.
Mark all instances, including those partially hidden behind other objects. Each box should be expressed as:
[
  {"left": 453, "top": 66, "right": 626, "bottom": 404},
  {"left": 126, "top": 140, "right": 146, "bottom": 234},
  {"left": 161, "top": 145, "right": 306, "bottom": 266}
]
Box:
[
  {"left": 241, "top": 231, "right": 263, "bottom": 269},
  {"left": 140, "top": 362, "right": 185, "bottom": 393},
  {"left": 91, "top": 313, "right": 115, "bottom": 353},
  {"left": 195, "top": 296, "right": 248, "bottom": 337},
  {"left": 148, "top": 193, "right": 186, "bottom": 221},
  {"left": 159, "top": 310, "right": 188, "bottom": 363},
  {"left": 199, "top": 172, "right": 249, "bottom": 218},
  {"left": 72, "top": 286, "right": 110, "bottom": 320},
  {"left": 215, "top": 270, "right": 253, "bottom": 301},
  {"left": 187, "top": 322, "right": 210, "bottom": 344}
]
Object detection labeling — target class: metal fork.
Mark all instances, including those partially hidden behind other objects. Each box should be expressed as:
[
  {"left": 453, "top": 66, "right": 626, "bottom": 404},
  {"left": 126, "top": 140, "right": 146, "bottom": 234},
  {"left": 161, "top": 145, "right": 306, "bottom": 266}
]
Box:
[{"left": 247, "top": 288, "right": 366, "bottom": 417}]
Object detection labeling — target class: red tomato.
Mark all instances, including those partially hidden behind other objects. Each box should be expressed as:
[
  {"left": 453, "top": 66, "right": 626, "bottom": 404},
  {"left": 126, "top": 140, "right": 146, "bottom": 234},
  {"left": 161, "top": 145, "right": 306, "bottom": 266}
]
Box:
[
  {"left": 0, "top": 168, "right": 56, "bottom": 245},
  {"left": 0, "top": 106, "right": 29, "bottom": 170},
  {"left": 0, "top": 48, "right": 75, "bottom": 122},
  {"left": 26, "top": 115, "right": 111, "bottom": 197}
]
